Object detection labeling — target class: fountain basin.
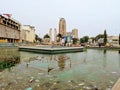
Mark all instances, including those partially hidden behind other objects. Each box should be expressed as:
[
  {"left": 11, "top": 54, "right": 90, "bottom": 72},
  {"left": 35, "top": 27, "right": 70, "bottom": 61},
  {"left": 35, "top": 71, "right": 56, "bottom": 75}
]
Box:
[{"left": 19, "top": 46, "right": 84, "bottom": 54}]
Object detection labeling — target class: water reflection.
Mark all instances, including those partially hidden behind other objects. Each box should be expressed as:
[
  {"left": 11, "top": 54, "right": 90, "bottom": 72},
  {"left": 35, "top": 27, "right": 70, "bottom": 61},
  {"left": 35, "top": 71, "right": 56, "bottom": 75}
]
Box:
[
  {"left": 83, "top": 52, "right": 87, "bottom": 64},
  {"left": 119, "top": 50, "right": 120, "bottom": 68},
  {"left": 58, "top": 55, "right": 66, "bottom": 71},
  {"left": 48, "top": 67, "right": 54, "bottom": 74},
  {"left": 103, "top": 49, "right": 107, "bottom": 54},
  {"left": 0, "top": 48, "right": 20, "bottom": 72},
  {"left": 25, "top": 54, "right": 70, "bottom": 74},
  {"left": 70, "top": 60, "right": 71, "bottom": 68},
  {"left": 0, "top": 48, "right": 120, "bottom": 89},
  {"left": 0, "top": 55, "right": 20, "bottom": 72},
  {"left": 103, "top": 50, "right": 107, "bottom": 68},
  {"left": 47, "top": 55, "right": 54, "bottom": 74}
]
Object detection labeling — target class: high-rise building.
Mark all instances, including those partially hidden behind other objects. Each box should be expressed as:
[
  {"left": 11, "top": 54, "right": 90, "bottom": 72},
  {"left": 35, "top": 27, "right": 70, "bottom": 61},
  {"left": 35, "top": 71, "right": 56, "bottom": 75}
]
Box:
[
  {"left": 49, "top": 28, "right": 52, "bottom": 43},
  {"left": 72, "top": 29, "right": 78, "bottom": 39},
  {"left": 59, "top": 18, "right": 66, "bottom": 36},
  {"left": 54, "top": 28, "right": 57, "bottom": 42},
  {"left": 66, "top": 32, "right": 72, "bottom": 36}
]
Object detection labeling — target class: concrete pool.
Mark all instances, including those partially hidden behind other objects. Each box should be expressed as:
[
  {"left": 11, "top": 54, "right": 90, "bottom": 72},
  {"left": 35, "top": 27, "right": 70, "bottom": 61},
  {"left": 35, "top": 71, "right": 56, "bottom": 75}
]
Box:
[{"left": 0, "top": 47, "right": 120, "bottom": 90}]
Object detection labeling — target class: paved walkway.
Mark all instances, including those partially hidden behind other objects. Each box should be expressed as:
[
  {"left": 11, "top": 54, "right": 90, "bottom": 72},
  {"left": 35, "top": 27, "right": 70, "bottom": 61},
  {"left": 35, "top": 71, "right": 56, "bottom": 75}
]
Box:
[{"left": 112, "top": 78, "right": 120, "bottom": 90}]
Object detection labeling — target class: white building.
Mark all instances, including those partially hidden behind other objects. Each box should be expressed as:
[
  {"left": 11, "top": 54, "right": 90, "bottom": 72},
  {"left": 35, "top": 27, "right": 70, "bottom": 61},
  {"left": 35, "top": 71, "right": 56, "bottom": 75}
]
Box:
[
  {"left": 97, "top": 36, "right": 119, "bottom": 46},
  {"left": 72, "top": 29, "right": 78, "bottom": 39},
  {"left": 98, "top": 38, "right": 104, "bottom": 44},
  {"left": 107, "top": 36, "right": 119, "bottom": 46},
  {"left": 21, "top": 25, "right": 35, "bottom": 43}
]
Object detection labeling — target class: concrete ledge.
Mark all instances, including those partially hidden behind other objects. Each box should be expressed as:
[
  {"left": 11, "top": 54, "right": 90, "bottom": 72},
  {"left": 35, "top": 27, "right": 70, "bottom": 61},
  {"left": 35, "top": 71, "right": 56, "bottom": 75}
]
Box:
[
  {"left": 86, "top": 47, "right": 120, "bottom": 50},
  {"left": 112, "top": 78, "right": 120, "bottom": 90},
  {"left": 18, "top": 46, "right": 84, "bottom": 54}
]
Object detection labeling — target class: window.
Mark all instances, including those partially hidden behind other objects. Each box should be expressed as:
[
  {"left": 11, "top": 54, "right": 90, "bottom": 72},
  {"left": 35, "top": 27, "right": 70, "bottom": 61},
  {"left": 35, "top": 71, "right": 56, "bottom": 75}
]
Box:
[{"left": 3, "top": 20, "right": 6, "bottom": 24}]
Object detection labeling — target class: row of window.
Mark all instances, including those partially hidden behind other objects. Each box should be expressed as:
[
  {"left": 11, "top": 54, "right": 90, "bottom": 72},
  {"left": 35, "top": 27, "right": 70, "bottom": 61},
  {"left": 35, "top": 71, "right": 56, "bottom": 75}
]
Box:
[{"left": 1, "top": 20, "right": 20, "bottom": 30}]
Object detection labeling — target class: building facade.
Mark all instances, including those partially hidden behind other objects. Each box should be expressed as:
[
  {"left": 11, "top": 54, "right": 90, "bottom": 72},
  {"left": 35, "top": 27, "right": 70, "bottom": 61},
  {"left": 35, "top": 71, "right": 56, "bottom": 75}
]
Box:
[
  {"left": 59, "top": 18, "right": 66, "bottom": 36},
  {"left": 107, "top": 36, "right": 119, "bottom": 46},
  {"left": 0, "top": 15, "right": 21, "bottom": 43},
  {"left": 21, "top": 25, "right": 35, "bottom": 43},
  {"left": 72, "top": 29, "right": 78, "bottom": 39},
  {"left": 66, "top": 32, "right": 72, "bottom": 37},
  {"left": 97, "top": 36, "right": 119, "bottom": 46}
]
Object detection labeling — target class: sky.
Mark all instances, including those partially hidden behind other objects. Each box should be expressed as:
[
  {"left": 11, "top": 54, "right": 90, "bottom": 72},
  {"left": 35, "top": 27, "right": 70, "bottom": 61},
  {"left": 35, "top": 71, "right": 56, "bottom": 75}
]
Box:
[{"left": 0, "top": 0, "right": 120, "bottom": 38}]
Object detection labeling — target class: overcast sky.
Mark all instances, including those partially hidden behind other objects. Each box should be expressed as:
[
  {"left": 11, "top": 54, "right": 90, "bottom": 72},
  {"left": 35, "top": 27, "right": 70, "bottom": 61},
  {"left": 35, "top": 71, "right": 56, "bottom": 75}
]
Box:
[{"left": 0, "top": 0, "right": 120, "bottom": 38}]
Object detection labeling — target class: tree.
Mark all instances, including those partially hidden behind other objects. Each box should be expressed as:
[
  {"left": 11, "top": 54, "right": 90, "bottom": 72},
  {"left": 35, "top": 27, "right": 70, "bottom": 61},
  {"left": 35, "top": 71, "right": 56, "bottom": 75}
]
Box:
[
  {"left": 44, "top": 34, "right": 50, "bottom": 39},
  {"left": 38, "top": 37, "right": 42, "bottom": 42},
  {"left": 95, "top": 34, "right": 104, "bottom": 41},
  {"left": 35, "top": 34, "right": 39, "bottom": 41},
  {"left": 119, "top": 34, "right": 120, "bottom": 45},
  {"left": 80, "top": 38, "right": 84, "bottom": 43},
  {"left": 80, "top": 36, "right": 89, "bottom": 43},
  {"left": 90, "top": 37, "right": 95, "bottom": 43},
  {"left": 72, "top": 38, "right": 78, "bottom": 44},
  {"left": 57, "top": 33, "right": 63, "bottom": 42},
  {"left": 83, "top": 36, "right": 89, "bottom": 42},
  {"left": 35, "top": 34, "right": 42, "bottom": 43},
  {"left": 57, "top": 33, "right": 62, "bottom": 38},
  {"left": 104, "top": 30, "right": 107, "bottom": 45}
]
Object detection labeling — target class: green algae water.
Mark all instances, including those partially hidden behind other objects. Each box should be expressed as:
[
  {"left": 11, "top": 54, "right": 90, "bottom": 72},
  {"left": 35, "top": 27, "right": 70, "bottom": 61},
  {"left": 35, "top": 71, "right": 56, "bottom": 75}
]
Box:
[{"left": 0, "top": 47, "right": 120, "bottom": 90}]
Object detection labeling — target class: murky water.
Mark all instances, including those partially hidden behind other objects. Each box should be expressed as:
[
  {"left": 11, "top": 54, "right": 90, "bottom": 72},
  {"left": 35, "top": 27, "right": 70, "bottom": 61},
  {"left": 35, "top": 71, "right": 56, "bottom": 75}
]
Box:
[{"left": 0, "top": 47, "right": 120, "bottom": 90}]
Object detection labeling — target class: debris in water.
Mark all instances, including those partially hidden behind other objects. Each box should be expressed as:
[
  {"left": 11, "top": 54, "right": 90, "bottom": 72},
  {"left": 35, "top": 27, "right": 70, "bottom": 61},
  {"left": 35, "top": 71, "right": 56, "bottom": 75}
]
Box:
[
  {"left": 111, "top": 72, "right": 117, "bottom": 74},
  {"left": 83, "top": 86, "right": 92, "bottom": 90},
  {"left": 29, "top": 77, "right": 34, "bottom": 83},
  {"left": 68, "top": 80, "right": 75, "bottom": 83},
  {"left": 53, "top": 82, "right": 57, "bottom": 85},
  {"left": 35, "top": 80, "right": 39, "bottom": 82},
  {"left": 50, "top": 78, "right": 53, "bottom": 80},
  {"left": 78, "top": 83, "right": 85, "bottom": 86},
  {"left": 106, "top": 88, "right": 111, "bottom": 90},
  {"left": 25, "top": 87, "right": 32, "bottom": 90},
  {"left": 37, "top": 84, "right": 40, "bottom": 87},
  {"left": 56, "top": 81, "right": 60, "bottom": 83},
  {"left": 42, "top": 82, "right": 52, "bottom": 88},
  {"left": 93, "top": 86, "right": 98, "bottom": 90},
  {"left": 109, "top": 80, "right": 114, "bottom": 84},
  {"left": 38, "top": 73, "right": 44, "bottom": 75}
]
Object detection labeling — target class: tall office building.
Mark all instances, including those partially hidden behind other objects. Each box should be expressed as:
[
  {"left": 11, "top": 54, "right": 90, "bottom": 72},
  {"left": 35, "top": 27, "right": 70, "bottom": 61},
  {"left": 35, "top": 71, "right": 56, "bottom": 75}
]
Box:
[
  {"left": 59, "top": 18, "right": 66, "bottom": 36},
  {"left": 49, "top": 28, "right": 52, "bottom": 43},
  {"left": 54, "top": 28, "right": 57, "bottom": 42},
  {"left": 72, "top": 29, "right": 78, "bottom": 39}
]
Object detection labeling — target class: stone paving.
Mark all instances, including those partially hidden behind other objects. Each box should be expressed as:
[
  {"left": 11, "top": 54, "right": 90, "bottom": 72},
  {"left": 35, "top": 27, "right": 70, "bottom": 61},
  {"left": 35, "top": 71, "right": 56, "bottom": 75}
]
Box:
[{"left": 112, "top": 78, "right": 120, "bottom": 90}]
